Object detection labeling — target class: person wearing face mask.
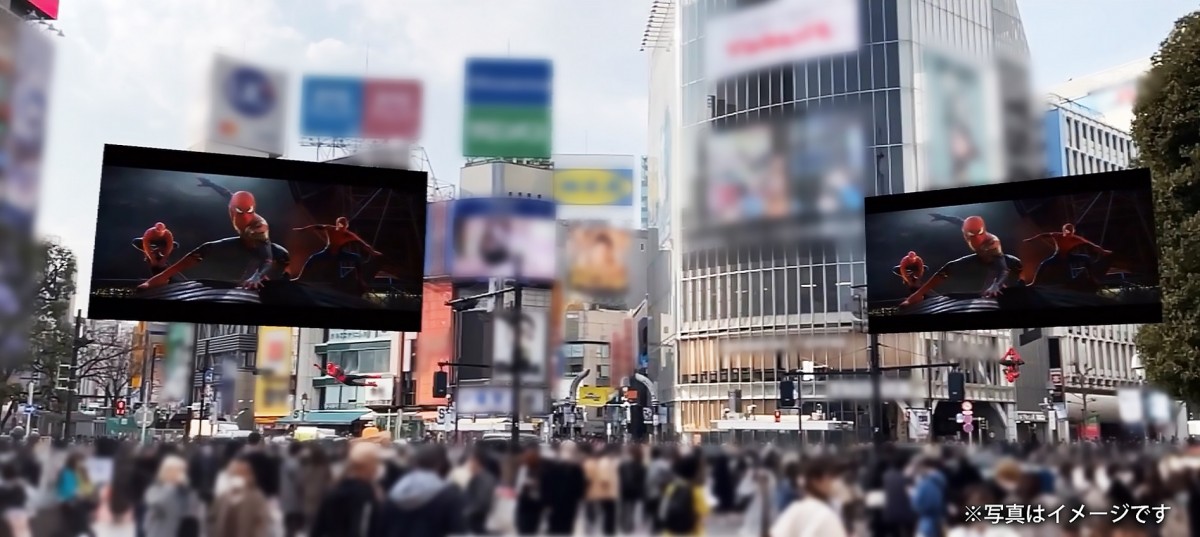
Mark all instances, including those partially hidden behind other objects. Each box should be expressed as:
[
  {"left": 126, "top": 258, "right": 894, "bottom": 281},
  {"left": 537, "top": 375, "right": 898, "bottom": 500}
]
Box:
[
  {"left": 209, "top": 456, "right": 275, "bottom": 537},
  {"left": 385, "top": 444, "right": 467, "bottom": 537},
  {"left": 770, "top": 457, "right": 848, "bottom": 537}
]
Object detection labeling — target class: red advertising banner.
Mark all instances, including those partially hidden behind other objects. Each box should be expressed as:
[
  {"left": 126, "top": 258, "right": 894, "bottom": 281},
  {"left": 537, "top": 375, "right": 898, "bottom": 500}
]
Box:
[
  {"left": 362, "top": 79, "right": 422, "bottom": 140},
  {"left": 28, "top": 0, "right": 59, "bottom": 20}
]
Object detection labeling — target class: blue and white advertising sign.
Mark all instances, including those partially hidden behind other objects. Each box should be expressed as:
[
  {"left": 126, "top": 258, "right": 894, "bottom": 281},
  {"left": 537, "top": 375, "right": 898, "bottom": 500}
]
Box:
[
  {"left": 300, "top": 75, "right": 365, "bottom": 138},
  {"left": 208, "top": 54, "right": 289, "bottom": 156},
  {"left": 464, "top": 58, "right": 553, "bottom": 107}
]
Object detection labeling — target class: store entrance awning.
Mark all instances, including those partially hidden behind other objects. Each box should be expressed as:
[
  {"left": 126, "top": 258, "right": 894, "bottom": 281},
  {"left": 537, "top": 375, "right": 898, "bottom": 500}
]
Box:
[{"left": 277, "top": 410, "right": 372, "bottom": 426}]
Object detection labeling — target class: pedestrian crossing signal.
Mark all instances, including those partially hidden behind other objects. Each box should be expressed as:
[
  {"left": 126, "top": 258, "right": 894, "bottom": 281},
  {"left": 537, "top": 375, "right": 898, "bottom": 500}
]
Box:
[{"left": 114, "top": 399, "right": 127, "bottom": 416}]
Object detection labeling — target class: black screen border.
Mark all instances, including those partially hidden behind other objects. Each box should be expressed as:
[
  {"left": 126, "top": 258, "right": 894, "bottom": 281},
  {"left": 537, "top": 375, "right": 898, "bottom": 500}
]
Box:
[
  {"left": 863, "top": 169, "right": 1161, "bottom": 334},
  {"left": 88, "top": 144, "right": 429, "bottom": 332}
]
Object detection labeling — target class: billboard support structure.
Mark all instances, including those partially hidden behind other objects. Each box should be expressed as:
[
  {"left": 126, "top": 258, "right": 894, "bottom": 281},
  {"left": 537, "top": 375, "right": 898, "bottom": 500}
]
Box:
[
  {"left": 445, "top": 265, "right": 526, "bottom": 480},
  {"left": 300, "top": 137, "right": 362, "bottom": 162}
]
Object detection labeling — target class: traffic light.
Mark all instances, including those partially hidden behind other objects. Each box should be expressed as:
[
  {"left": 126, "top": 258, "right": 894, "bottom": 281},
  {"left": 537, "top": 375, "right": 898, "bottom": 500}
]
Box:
[
  {"left": 778, "top": 380, "right": 796, "bottom": 407},
  {"left": 114, "top": 399, "right": 127, "bottom": 416},
  {"left": 947, "top": 371, "right": 965, "bottom": 402},
  {"left": 432, "top": 371, "right": 449, "bottom": 398}
]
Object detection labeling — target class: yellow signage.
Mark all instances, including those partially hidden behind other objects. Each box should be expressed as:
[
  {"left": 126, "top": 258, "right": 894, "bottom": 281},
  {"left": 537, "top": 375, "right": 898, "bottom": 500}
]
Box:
[
  {"left": 553, "top": 168, "right": 634, "bottom": 206},
  {"left": 255, "top": 327, "right": 293, "bottom": 418},
  {"left": 577, "top": 386, "right": 612, "bottom": 407}
]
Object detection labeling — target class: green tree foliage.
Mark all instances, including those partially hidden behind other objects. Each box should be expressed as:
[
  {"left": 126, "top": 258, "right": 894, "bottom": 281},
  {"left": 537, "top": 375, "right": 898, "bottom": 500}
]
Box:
[
  {"left": 1133, "top": 12, "right": 1200, "bottom": 404},
  {"left": 0, "top": 240, "right": 76, "bottom": 427}
]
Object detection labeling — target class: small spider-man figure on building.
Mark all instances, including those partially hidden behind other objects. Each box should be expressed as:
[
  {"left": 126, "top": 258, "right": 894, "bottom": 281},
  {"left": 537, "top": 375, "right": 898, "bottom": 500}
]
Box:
[
  {"left": 892, "top": 251, "right": 927, "bottom": 291},
  {"left": 138, "top": 177, "right": 291, "bottom": 290},
  {"left": 1023, "top": 223, "right": 1112, "bottom": 286},
  {"left": 131, "top": 222, "right": 180, "bottom": 278},
  {"left": 1000, "top": 348, "right": 1025, "bottom": 383},
  {"left": 313, "top": 362, "right": 382, "bottom": 387},
  {"left": 292, "top": 217, "right": 383, "bottom": 286},
  {"left": 900, "top": 213, "right": 1024, "bottom": 307}
]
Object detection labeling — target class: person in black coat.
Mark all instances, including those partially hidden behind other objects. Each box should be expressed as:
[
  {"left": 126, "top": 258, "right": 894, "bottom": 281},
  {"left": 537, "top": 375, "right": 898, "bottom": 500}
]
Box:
[
  {"left": 542, "top": 446, "right": 588, "bottom": 536},
  {"left": 462, "top": 448, "right": 498, "bottom": 534},
  {"left": 312, "top": 443, "right": 387, "bottom": 537},
  {"left": 384, "top": 444, "right": 467, "bottom": 537},
  {"left": 880, "top": 456, "right": 916, "bottom": 537},
  {"left": 617, "top": 444, "right": 647, "bottom": 533}
]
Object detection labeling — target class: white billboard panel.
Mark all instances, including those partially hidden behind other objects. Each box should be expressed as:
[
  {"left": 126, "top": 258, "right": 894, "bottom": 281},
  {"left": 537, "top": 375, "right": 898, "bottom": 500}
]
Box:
[
  {"left": 705, "top": 0, "right": 859, "bottom": 81},
  {"left": 207, "top": 54, "right": 289, "bottom": 156}
]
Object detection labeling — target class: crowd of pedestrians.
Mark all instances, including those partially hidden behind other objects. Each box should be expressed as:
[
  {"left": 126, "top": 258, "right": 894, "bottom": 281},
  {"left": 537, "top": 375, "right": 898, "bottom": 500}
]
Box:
[{"left": 0, "top": 427, "right": 1193, "bottom": 536}]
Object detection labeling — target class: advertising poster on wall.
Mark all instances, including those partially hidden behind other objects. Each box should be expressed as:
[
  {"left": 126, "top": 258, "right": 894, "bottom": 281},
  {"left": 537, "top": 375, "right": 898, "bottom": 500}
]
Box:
[
  {"left": 87, "top": 145, "right": 427, "bottom": 331},
  {"left": 462, "top": 58, "right": 553, "bottom": 159},
  {"left": 254, "top": 326, "right": 292, "bottom": 419},
  {"left": 448, "top": 197, "right": 556, "bottom": 283},
  {"left": 865, "top": 170, "right": 1161, "bottom": 333},
  {"left": 566, "top": 223, "right": 631, "bottom": 297},
  {"left": 208, "top": 54, "right": 289, "bottom": 156},
  {"left": 5, "top": 19, "right": 53, "bottom": 233},
  {"left": 161, "top": 323, "right": 194, "bottom": 405},
  {"left": 924, "top": 51, "right": 992, "bottom": 190},
  {"left": 492, "top": 307, "right": 548, "bottom": 384},
  {"left": 553, "top": 168, "right": 635, "bottom": 206},
  {"left": 705, "top": 0, "right": 860, "bottom": 81},
  {"left": 424, "top": 200, "right": 450, "bottom": 278}
]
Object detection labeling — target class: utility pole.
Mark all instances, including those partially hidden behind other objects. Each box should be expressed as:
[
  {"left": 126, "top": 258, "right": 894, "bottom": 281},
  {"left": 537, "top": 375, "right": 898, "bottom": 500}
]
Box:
[
  {"left": 62, "top": 310, "right": 91, "bottom": 442},
  {"left": 443, "top": 262, "right": 528, "bottom": 484},
  {"left": 868, "top": 331, "right": 883, "bottom": 447},
  {"left": 509, "top": 261, "right": 524, "bottom": 455}
]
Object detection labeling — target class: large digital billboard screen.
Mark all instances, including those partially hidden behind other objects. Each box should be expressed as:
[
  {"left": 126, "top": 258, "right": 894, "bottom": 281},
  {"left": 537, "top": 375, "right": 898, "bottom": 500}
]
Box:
[
  {"left": 88, "top": 145, "right": 427, "bottom": 331},
  {"left": 448, "top": 197, "right": 556, "bottom": 283},
  {"left": 702, "top": 106, "right": 866, "bottom": 228},
  {"left": 864, "top": 169, "right": 1160, "bottom": 333}
]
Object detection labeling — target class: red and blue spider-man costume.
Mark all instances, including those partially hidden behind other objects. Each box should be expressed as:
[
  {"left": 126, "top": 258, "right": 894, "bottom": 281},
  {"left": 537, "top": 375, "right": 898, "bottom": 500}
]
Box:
[
  {"left": 292, "top": 216, "right": 383, "bottom": 286},
  {"left": 314, "top": 362, "right": 382, "bottom": 387},
  {"left": 138, "top": 177, "right": 291, "bottom": 290}
]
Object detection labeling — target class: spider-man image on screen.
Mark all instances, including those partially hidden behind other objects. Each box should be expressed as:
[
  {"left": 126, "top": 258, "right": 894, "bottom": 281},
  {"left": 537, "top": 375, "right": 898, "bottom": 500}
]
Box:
[
  {"left": 864, "top": 170, "right": 1162, "bottom": 333},
  {"left": 87, "top": 145, "right": 428, "bottom": 331}
]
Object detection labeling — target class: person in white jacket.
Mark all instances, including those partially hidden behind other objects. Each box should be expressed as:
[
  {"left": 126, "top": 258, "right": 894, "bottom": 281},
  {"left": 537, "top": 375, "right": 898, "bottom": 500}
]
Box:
[{"left": 771, "top": 458, "right": 848, "bottom": 537}]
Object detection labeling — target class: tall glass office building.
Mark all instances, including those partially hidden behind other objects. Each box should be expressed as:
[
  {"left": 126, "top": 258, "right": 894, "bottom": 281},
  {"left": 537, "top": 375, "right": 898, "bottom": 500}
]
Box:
[{"left": 658, "top": 0, "right": 1041, "bottom": 439}]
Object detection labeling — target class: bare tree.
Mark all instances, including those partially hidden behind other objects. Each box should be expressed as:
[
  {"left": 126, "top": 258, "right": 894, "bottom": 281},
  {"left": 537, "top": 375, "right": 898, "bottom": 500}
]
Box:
[
  {"left": 0, "top": 241, "right": 77, "bottom": 429},
  {"left": 75, "top": 321, "right": 136, "bottom": 407}
]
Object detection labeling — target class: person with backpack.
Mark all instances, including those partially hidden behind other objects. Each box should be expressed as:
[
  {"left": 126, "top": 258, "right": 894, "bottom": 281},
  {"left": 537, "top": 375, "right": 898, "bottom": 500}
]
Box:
[
  {"left": 660, "top": 452, "right": 709, "bottom": 536},
  {"left": 617, "top": 444, "right": 647, "bottom": 533}
]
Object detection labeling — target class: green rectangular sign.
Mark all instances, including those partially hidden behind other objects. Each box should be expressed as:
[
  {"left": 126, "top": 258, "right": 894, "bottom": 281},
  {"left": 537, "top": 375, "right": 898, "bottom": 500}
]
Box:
[{"left": 463, "top": 105, "right": 551, "bottom": 159}]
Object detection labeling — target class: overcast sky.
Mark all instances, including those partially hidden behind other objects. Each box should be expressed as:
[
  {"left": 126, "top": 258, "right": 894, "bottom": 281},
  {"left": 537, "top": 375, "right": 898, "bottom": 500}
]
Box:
[{"left": 32, "top": 0, "right": 1197, "bottom": 314}]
